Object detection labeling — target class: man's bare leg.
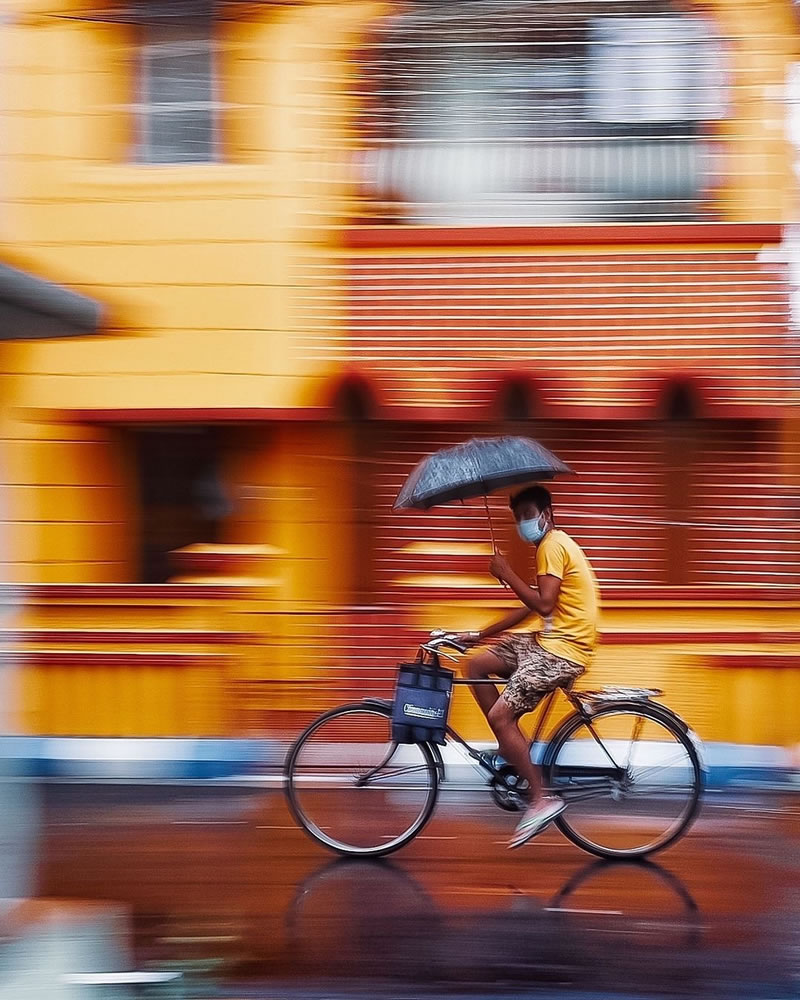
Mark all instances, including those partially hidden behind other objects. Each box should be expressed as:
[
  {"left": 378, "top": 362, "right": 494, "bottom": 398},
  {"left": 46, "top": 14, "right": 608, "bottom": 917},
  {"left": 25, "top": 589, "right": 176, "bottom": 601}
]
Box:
[
  {"left": 487, "top": 698, "right": 543, "bottom": 803},
  {"left": 464, "top": 650, "right": 542, "bottom": 801},
  {"left": 465, "top": 650, "right": 512, "bottom": 718}
]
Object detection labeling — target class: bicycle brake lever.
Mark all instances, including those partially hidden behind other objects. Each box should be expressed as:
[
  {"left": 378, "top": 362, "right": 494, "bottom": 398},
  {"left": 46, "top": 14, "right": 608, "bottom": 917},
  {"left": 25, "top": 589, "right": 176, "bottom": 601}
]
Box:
[{"left": 420, "top": 643, "right": 460, "bottom": 661}]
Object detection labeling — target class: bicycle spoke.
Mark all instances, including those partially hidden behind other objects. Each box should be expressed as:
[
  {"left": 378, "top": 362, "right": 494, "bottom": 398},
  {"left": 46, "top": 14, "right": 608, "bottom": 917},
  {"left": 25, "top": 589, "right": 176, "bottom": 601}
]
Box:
[
  {"left": 555, "top": 779, "right": 613, "bottom": 793},
  {"left": 358, "top": 745, "right": 400, "bottom": 781},
  {"left": 625, "top": 715, "right": 645, "bottom": 771},
  {"left": 629, "top": 751, "right": 694, "bottom": 784},
  {"left": 623, "top": 783, "right": 697, "bottom": 797},
  {"left": 357, "top": 764, "right": 437, "bottom": 784},
  {"left": 560, "top": 784, "right": 615, "bottom": 804},
  {"left": 584, "top": 721, "right": 623, "bottom": 771}
]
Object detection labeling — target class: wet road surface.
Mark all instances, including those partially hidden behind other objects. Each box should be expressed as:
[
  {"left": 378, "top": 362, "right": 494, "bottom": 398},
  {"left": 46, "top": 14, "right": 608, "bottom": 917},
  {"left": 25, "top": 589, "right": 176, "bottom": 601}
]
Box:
[{"left": 30, "top": 782, "right": 800, "bottom": 998}]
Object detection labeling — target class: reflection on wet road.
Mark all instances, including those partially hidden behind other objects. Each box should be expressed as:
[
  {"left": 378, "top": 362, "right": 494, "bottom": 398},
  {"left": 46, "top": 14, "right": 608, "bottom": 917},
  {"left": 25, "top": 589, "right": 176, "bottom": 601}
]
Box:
[{"left": 36, "top": 784, "right": 800, "bottom": 998}]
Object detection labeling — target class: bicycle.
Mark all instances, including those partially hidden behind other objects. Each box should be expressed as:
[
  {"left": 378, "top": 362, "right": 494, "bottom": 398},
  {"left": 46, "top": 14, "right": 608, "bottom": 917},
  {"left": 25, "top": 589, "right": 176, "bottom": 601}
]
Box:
[{"left": 284, "top": 629, "right": 706, "bottom": 859}]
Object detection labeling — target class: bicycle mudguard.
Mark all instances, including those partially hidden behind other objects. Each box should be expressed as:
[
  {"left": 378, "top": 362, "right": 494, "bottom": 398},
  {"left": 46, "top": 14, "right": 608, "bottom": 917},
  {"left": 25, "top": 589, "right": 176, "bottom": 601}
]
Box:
[
  {"left": 541, "top": 699, "right": 693, "bottom": 771},
  {"left": 577, "top": 696, "right": 690, "bottom": 734},
  {"left": 362, "top": 697, "right": 392, "bottom": 711},
  {"left": 426, "top": 740, "right": 446, "bottom": 782},
  {"left": 623, "top": 698, "right": 691, "bottom": 735}
]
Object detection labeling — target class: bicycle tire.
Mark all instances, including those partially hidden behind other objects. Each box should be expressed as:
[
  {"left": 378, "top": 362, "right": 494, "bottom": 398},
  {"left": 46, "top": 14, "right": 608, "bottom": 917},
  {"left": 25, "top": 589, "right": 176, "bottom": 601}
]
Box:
[
  {"left": 542, "top": 701, "right": 703, "bottom": 859},
  {"left": 284, "top": 702, "right": 440, "bottom": 857}
]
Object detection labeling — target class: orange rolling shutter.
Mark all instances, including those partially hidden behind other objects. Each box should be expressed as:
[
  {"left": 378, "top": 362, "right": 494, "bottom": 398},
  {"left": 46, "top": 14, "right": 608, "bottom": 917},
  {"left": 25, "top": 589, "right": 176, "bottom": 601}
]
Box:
[{"left": 687, "top": 423, "right": 800, "bottom": 587}]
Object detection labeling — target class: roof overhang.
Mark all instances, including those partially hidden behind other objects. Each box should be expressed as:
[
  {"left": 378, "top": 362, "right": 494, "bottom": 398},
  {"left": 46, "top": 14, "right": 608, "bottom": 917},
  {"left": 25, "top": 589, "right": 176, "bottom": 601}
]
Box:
[{"left": 0, "top": 262, "right": 103, "bottom": 340}]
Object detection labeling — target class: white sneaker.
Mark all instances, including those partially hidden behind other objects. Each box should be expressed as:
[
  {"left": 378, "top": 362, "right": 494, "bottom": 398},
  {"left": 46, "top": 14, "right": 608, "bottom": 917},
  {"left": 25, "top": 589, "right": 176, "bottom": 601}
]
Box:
[{"left": 508, "top": 795, "right": 567, "bottom": 849}]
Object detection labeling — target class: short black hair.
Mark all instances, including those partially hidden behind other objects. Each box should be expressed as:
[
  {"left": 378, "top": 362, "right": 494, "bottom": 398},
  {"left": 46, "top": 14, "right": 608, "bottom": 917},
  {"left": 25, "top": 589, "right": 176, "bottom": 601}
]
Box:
[{"left": 510, "top": 485, "right": 553, "bottom": 513}]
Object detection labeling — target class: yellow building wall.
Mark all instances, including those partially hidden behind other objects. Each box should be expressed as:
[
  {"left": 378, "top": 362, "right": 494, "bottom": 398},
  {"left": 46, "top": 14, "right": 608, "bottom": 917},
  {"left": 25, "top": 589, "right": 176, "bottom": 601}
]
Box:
[
  {"left": 710, "top": 0, "right": 799, "bottom": 220},
  {"left": 0, "top": 0, "right": 380, "bottom": 584},
  {"left": 0, "top": 0, "right": 796, "bottom": 746},
  {"left": 4, "top": 587, "right": 799, "bottom": 744}
]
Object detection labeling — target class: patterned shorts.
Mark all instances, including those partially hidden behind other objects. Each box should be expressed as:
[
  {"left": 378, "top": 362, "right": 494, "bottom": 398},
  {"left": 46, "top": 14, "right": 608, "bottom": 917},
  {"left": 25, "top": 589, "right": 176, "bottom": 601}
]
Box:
[{"left": 491, "top": 633, "right": 585, "bottom": 716}]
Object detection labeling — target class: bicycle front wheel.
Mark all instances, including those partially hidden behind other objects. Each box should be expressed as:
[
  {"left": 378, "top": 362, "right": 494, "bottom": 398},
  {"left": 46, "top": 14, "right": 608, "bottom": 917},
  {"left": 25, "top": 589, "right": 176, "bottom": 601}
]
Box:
[
  {"left": 284, "top": 703, "right": 440, "bottom": 857},
  {"left": 544, "top": 703, "right": 702, "bottom": 859}
]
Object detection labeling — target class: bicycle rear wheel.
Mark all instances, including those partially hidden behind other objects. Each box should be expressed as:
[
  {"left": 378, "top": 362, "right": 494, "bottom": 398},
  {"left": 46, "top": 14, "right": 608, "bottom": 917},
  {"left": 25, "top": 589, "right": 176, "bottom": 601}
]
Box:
[
  {"left": 543, "top": 703, "right": 702, "bottom": 859},
  {"left": 284, "top": 702, "right": 439, "bottom": 857}
]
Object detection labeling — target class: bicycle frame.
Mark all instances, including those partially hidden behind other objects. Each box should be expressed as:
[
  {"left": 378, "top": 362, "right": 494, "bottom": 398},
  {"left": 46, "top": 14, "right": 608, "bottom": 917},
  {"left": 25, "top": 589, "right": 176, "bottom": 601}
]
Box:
[
  {"left": 443, "top": 679, "right": 565, "bottom": 776},
  {"left": 416, "top": 643, "right": 628, "bottom": 798}
]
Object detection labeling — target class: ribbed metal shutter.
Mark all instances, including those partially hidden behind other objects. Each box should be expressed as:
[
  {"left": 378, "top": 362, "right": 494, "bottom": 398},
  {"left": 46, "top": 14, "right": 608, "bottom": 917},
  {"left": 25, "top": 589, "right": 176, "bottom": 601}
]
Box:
[
  {"left": 293, "top": 0, "right": 797, "bottom": 596},
  {"left": 535, "top": 424, "right": 668, "bottom": 586},
  {"left": 688, "top": 424, "right": 800, "bottom": 587},
  {"left": 297, "top": 239, "right": 796, "bottom": 591},
  {"left": 370, "top": 422, "right": 800, "bottom": 594},
  {"left": 329, "top": 247, "right": 791, "bottom": 417}
]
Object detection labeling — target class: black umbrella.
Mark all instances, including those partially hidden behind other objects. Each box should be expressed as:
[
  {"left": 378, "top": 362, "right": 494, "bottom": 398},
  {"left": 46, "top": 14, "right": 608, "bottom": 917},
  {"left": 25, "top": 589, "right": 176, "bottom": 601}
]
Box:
[{"left": 393, "top": 436, "right": 573, "bottom": 553}]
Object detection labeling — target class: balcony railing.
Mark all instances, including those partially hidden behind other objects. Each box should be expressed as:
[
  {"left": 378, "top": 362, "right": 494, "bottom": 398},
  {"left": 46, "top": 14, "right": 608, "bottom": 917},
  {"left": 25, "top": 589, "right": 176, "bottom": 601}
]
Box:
[{"left": 357, "top": 136, "right": 720, "bottom": 225}]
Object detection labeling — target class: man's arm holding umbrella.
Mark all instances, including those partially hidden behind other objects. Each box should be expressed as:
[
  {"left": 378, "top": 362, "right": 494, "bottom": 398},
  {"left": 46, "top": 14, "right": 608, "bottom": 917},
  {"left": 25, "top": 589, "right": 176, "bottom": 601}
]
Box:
[
  {"left": 456, "top": 554, "right": 560, "bottom": 646},
  {"left": 394, "top": 435, "right": 572, "bottom": 646}
]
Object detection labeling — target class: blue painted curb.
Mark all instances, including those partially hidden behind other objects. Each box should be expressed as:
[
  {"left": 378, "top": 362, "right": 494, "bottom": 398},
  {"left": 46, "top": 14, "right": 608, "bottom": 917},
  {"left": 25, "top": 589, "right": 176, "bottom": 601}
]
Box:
[{"left": 0, "top": 737, "right": 796, "bottom": 788}]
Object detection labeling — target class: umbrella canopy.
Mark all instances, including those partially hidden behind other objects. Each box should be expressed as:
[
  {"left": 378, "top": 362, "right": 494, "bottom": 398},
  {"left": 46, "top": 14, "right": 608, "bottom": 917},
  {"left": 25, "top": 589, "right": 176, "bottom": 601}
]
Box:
[{"left": 393, "top": 436, "right": 573, "bottom": 511}]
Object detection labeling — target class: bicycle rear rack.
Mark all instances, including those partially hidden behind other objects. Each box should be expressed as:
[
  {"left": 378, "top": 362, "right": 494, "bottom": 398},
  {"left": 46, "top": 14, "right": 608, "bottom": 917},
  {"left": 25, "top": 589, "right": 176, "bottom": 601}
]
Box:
[{"left": 576, "top": 686, "right": 663, "bottom": 704}]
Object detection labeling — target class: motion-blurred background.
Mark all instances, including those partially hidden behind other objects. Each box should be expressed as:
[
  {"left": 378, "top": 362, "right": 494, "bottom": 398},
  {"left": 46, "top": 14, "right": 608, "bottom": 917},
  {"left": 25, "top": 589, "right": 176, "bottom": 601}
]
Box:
[
  {"left": 0, "top": 1, "right": 797, "bottom": 995},
  {"left": 0, "top": 0, "right": 797, "bottom": 753}
]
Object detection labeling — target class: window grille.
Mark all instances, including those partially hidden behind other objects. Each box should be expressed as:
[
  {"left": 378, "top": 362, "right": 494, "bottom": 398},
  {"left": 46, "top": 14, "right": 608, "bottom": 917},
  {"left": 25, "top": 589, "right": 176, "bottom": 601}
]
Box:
[
  {"left": 343, "top": 0, "right": 744, "bottom": 224},
  {"left": 134, "top": 5, "right": 218, "bottom": 164}
]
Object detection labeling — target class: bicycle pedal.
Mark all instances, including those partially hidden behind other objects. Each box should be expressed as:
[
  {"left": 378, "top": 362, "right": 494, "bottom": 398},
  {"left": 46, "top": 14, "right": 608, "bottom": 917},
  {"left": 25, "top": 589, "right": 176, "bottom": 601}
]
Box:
[
  {"left": 478, "top": 751, "right": 506, "bottom": 772},
  {"left": 490, "top": 764, "right": 530, "bottom": 813}
]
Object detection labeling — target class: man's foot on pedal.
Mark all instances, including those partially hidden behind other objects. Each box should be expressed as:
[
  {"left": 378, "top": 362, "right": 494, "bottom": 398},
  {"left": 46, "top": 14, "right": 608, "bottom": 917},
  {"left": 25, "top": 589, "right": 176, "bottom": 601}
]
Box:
[
  {"left": 508, "top": 795, "right": 567, "bottom": 849},
  {"left": 478, "top": 750, "right": 505, "bottom": 772}
]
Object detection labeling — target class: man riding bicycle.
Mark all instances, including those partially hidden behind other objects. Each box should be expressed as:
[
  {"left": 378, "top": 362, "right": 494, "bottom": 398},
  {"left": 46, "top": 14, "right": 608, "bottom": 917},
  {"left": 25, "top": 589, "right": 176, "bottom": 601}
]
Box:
[{"left": 456, "top": 485, "right": 600, "bottom": 849}]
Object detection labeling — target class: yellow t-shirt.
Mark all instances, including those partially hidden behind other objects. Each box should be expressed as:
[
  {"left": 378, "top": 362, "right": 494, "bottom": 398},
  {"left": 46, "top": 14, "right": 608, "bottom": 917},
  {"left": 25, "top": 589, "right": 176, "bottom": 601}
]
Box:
[{"left": 533, "top": 529, "right": 600, "bottom": 668}]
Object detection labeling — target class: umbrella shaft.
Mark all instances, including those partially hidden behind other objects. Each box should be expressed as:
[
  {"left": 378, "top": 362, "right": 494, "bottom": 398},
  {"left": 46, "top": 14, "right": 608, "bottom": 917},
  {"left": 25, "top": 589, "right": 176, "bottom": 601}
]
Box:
[{"left": 483, "top": 494, "right": 497, "bottom": 555}]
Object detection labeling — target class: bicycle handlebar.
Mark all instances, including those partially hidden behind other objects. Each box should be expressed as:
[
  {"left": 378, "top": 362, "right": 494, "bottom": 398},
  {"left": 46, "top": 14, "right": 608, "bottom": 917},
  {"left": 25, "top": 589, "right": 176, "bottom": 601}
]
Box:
[{"left": 425, "top": 629, "right": 468, "bottom": 655}]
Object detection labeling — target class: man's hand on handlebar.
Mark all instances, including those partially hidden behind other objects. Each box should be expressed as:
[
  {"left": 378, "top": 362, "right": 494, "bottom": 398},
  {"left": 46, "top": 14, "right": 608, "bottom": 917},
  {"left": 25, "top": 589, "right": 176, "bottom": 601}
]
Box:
[{"left": 453, "top": 631, "right": 481, "bottom": 649}]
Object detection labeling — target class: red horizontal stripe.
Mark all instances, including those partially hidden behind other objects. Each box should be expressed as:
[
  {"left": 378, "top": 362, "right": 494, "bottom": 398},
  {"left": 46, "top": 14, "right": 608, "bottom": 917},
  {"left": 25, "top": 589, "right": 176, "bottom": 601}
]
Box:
[
  {"left": 62, "top": 402, "right": 792, "bottom": 424},
  {"left": 709, "top": 654, "right": 800, "bottom": 670},
  {"left": 0, "top": 629, "right": 255, "bottom": 645},
  {"left": 2, "top": 651, "right": 226, "bottom": 668},
  {"left": 601, "top": 631, "right": 800, "bottom": 646},
  {"left": 344, "top": 223, "right": 784, "bottom": 249},
  {"left": 62, "top": 407, "right": 330, "bottom": 424},
  {"left": 603, "top": 587, "right": 800, "bottom": 603},
  {"left": 0, "top": 584, "right": 255, "bottom": 602}
]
